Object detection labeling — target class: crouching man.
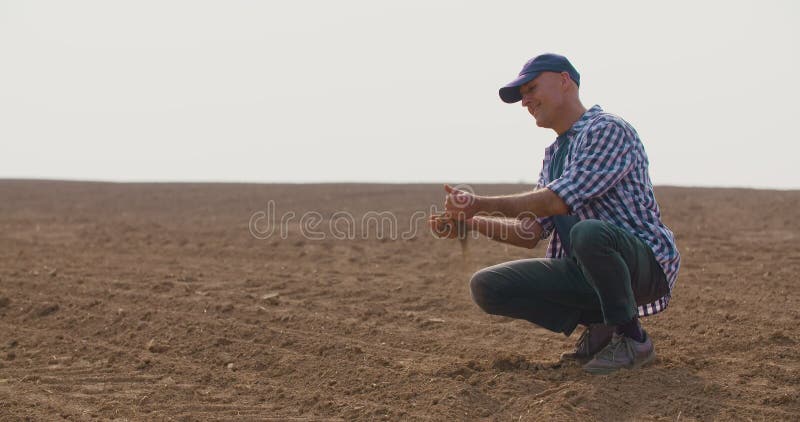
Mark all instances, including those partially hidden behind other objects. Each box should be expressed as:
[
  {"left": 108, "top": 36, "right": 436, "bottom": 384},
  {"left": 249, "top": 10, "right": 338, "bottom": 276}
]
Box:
[{"left": 430, "top": 54, "right": 680, "bottom": 374}]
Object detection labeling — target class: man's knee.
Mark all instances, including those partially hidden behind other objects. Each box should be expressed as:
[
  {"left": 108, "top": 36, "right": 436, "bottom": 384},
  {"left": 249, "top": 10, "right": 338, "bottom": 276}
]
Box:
[
  {"left": 469, "top": 268, "right": 502, "bottom": 314},
  {"left": 570, "top": 219, "right": 611, "bottom": 257}
]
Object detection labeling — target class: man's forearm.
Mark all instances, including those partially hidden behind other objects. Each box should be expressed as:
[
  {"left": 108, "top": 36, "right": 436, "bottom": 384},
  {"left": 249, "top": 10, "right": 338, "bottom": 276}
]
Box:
[
  {"left": 471, "top": 216, "right": 542, "bottom": 249},
  {"left": 478, "top": 188, "right": 569, "bottom": 219}
]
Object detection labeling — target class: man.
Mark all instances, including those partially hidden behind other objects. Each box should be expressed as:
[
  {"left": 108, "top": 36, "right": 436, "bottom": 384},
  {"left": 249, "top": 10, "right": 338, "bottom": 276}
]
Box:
[{"left": 430, "top": 53, "right": 680, "bottom": 374}]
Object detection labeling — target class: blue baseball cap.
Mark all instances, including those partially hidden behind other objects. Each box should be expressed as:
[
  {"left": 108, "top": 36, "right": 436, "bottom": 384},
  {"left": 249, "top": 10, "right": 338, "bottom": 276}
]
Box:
[{"left": 499, "top": 53, "right": 580, "bottom": 103}]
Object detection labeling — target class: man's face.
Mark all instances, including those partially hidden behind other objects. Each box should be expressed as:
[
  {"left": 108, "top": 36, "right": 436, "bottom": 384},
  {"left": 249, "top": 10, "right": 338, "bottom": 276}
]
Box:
[{"left": 520, "top": 72, "right": 568, "bottom": 128}]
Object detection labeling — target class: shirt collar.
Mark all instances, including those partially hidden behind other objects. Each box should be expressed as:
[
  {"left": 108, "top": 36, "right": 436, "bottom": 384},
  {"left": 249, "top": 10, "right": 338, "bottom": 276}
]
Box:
[{"left": 563, "top": 104, "right": 603, "bottom": 139}]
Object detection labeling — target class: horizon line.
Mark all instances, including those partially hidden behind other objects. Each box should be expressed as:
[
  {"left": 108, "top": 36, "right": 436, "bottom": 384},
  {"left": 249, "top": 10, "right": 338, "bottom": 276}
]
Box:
[{"left": 1, "top": 177, "right": 798, "bottom": 192}]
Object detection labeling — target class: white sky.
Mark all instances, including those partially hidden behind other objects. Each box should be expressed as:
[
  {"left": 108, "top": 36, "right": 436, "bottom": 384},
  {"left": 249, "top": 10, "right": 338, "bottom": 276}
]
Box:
[{"left": 1, "top": 0, "right": 798, "bottom": 188}]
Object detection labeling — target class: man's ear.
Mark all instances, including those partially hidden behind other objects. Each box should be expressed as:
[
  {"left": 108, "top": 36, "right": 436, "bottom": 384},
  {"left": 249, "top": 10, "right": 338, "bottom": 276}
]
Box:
[{"left": 560, "top": 72, "right": 571, "bottom": 90}]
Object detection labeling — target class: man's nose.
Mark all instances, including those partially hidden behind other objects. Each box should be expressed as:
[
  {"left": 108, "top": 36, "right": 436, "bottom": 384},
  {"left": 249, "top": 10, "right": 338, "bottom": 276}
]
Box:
[{"left": 521, "top": 95, "right": 531, "bottom": 107}]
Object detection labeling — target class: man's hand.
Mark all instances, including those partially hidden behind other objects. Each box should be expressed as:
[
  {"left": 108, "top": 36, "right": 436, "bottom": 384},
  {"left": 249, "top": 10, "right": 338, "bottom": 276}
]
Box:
[
  {"left": 443, "top": 184, "right": 482, "bottom": 221},
  {"left": 429, "top": 212, "right": 470, "bottom": 239}
]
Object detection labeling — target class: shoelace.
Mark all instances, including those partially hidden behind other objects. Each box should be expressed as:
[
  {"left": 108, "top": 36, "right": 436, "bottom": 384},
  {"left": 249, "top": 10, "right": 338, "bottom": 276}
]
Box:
[
  {"left": 573, "top": 328, "right": 592, "bottom": 354},
  {"left": 595, "top": 335, "right": 635, "bottom": 362}
]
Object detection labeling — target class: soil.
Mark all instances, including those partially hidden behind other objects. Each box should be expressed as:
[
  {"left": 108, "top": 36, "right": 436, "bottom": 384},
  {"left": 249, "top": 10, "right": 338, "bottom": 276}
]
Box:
[{"left": 0, "top": 180, "right": 798, "bottom": 421}]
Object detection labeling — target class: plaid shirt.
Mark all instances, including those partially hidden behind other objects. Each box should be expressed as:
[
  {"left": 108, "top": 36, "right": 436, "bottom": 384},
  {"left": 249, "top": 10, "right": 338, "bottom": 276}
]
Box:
[{"left": 536, "top": 105, "right": 680, "bottom": 316}]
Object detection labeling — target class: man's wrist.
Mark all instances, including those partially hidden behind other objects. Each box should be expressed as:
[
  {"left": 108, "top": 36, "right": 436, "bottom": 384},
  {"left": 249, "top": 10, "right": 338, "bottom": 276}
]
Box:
[{"left": 475, "top": 195, "right": 497, "bottom": 216}]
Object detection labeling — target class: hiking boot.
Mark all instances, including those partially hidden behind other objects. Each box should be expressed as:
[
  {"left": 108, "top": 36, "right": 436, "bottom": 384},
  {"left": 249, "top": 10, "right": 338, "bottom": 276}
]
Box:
[
  {"left": 583, "top": 331, "right": 656, "bottom": 374},
  {"left": 560, "top": 323, "right": 615, "bottom": 363}
]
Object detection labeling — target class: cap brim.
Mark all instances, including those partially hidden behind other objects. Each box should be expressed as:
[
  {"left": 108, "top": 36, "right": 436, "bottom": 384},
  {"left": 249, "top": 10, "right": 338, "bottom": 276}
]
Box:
[{"left": 499, "top": 71, "right": 539, "bottom": 103}]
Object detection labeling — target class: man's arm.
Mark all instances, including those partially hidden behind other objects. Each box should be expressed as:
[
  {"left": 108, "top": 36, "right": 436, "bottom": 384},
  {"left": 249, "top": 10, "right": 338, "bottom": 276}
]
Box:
[
  {"left": 479, "top": 188, "right": 569, "bottom": 220},
  {"left": 470, "top": 216, "right": 544, "bottom": 249},
  {"left": 444, "top": 184, "right": 569, "bottom": 221}
]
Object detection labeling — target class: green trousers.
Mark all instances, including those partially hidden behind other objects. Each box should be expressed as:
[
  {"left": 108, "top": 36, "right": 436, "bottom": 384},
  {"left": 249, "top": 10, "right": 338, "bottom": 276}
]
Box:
[{"left": 469, "top": 219, "right": 669, "bottom": 335}]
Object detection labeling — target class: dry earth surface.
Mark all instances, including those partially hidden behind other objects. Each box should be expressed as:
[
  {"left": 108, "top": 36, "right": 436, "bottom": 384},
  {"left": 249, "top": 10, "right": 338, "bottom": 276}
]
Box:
[{"left": 0, "top": 181, "right": 798, "bottom": 421}]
